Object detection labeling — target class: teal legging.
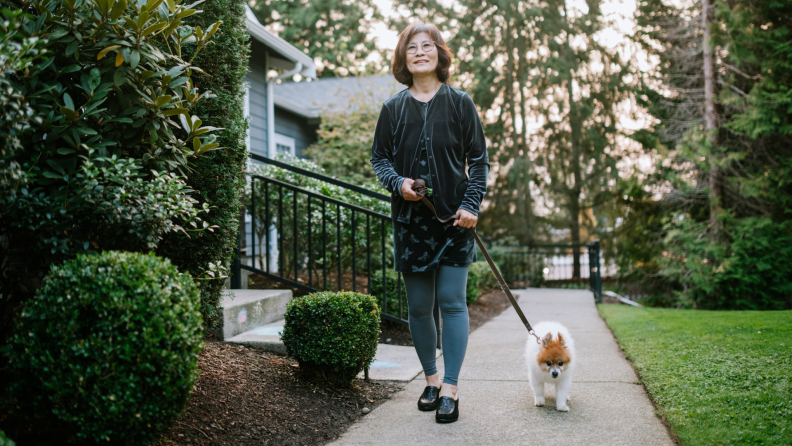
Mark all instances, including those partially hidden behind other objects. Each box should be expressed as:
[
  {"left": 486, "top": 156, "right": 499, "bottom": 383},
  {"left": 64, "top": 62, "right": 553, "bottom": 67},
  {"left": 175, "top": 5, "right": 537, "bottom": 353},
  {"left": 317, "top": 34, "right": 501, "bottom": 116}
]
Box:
[{"left": 402, "top": 265, "right": 469, "bottom": 386}]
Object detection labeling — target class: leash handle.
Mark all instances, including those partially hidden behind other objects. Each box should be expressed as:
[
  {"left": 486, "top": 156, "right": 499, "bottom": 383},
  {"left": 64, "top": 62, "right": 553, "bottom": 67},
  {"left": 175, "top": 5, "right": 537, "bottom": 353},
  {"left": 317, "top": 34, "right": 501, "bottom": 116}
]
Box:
[{"left": 410, "top": 179, "right": 540, "bottom": 344}]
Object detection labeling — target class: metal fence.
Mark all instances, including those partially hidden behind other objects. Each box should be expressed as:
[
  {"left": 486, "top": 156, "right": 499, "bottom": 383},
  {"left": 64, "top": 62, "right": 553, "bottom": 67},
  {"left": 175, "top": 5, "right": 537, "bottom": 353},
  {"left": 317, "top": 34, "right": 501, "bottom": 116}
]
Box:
[
  {"left": 483, "top": 241, "right": 603, "bottom": 303},
  {"left": 232, "top": 154, "right": 605, "bottom": 331},
  {"left": 234, "top": 154, "right": 412, "bottom": 326}
]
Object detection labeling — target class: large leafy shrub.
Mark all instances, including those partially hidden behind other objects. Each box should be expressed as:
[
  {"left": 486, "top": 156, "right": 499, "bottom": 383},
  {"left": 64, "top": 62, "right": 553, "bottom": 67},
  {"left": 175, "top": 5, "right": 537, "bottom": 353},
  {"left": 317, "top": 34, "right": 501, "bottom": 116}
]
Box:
[
  {"left": 13, "top": 0, "right": 223, "bottom": 178},
  {"left": 0, "top": 9, "right": 46, "bottom": 191},
  {"left": 3, "top": 251, "right": 203, "bottom": 445},
  {"left": 281, "top": 291, "right": 380, "bottom": 386},
  {"left": 157, "top": 0, "right": 249, "bottom": 330},
  {"left": 303, "top": 92, "right": 382, "bottom": 186},
  {"left": 659, "top": 213, "right": 792, "bottom": 310},
  {"left": 1, "top": 0, "right": 225, "bottom": 338},
  {"left": 0, "top": 430, "right": 13, "bottom": 446}
]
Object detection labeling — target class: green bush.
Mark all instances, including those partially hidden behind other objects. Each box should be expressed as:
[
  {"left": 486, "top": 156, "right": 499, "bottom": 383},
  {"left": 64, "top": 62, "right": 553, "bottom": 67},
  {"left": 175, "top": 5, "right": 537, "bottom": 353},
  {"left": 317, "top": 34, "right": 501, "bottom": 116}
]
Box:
[
  {"left": 3, "top": 251, "right": 203, "bottom": 445},
  {"left": 465, "top": 261, "right": 498, "bottom": 305},
  {"left": 369, "top": 269, "right": 407, "bottom": 316},
  {"left": 281, "top": 291, "right": 379, "bottom": 386},
  {"left": 158, "top": 0, "right": 250, "bottom": 331},
  {"left": 0, "top": 8, "right": 47, "bottom": 192},
  {"left": 1, "top": 0, "right": 225, "bottom": 339},
  {"left": 659, "top": 214, "right": 792, "bottom": 310},
  {"left": 0, "top": 429, "right": 14, "bottom": 446}
]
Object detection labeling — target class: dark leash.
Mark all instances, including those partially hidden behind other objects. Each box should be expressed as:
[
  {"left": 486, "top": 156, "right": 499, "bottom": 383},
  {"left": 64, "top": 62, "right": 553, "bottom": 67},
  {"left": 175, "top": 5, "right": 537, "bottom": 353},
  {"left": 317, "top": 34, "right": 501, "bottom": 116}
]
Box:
[{"left": 410, "top": 179, "right": 541, "bottom": 344}]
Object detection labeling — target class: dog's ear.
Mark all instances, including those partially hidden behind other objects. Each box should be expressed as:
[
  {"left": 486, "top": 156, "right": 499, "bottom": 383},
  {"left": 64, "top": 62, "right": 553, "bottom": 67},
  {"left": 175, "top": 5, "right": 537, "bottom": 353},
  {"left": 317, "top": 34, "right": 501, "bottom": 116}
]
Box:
[
  {"left": 557, "top": 332, "right": 566, "bottom": 347},
  {"left": 542, "top": 332, "right": 552, "bottom": 347}
]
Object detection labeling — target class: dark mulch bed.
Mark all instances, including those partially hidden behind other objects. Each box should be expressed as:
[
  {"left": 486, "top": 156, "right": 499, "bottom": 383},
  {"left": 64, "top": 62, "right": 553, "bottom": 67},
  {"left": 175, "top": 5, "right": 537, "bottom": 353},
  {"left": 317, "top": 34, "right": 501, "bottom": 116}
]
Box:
[
  {"left": 0, "top": 288, "right": 512, "bottom": 446},
  {"left": 153, "top": 339, "right": 405, "bottom": 446},
  {"left": 379, "top": 288, "right": 512, "bottom": 347}
]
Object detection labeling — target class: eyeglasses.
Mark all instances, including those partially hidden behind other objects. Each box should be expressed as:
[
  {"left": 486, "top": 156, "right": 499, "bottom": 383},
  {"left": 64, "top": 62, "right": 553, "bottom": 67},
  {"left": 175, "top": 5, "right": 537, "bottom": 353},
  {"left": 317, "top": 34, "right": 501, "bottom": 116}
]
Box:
[{"left": 406, "top": 40, "right": 436, "bottom": 54}]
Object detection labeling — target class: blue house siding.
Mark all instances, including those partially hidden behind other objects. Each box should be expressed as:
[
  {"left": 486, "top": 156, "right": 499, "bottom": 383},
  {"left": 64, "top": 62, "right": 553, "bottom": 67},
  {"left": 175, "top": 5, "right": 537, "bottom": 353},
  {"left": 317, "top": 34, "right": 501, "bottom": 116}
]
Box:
[
  {"left": 245, "top": 39, "right": 270, "bottom": 157},
  {"left": 274, "top": 106, "right": 319, "bottom": 158}
]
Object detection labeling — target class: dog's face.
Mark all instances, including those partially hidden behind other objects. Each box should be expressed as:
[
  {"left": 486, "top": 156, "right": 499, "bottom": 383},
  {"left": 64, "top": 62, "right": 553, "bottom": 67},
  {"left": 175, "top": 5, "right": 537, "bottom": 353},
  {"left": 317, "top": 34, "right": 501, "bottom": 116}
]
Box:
[{"left": 536, "top": 332, "right": 571, "bottom": 379}]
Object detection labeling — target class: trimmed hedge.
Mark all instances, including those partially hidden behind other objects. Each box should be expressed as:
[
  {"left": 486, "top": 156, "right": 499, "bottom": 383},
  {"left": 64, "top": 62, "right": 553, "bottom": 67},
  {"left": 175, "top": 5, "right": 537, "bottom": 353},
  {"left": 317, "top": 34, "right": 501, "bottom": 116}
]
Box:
[
  {"left": 3, "top": 251, "right": 203, "bottom": 445},
  {"left": 282, "top": 291, "right": 380, "bottom": 386},
  {"left": 158, "top": 0, "right": 250, "bottom": 330}
]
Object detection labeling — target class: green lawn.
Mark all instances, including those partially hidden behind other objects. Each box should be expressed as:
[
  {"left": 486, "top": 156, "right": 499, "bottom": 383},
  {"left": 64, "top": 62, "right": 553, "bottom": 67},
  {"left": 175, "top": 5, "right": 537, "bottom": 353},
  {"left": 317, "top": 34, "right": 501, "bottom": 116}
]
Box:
[{"left": 599, "top": 305, "right": 792, "bottom": 446}]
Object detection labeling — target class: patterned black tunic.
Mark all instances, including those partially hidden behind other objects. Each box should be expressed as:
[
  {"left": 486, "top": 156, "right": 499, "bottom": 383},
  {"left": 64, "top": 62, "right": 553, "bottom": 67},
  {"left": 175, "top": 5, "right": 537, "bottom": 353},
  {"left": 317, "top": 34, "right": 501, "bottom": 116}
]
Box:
[
  {"left": 392, "top": 138, "right": 476, "bottom": 273},
  {"left": 371, "top": 83, "right": 488, "bottom": 273}
]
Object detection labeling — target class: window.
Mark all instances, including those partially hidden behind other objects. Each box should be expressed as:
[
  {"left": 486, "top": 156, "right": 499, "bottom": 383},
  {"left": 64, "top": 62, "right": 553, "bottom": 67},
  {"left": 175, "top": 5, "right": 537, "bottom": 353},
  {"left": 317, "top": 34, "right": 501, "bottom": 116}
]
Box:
[{"left": 274, "top": 133, "right": 296, "bottom": 156}]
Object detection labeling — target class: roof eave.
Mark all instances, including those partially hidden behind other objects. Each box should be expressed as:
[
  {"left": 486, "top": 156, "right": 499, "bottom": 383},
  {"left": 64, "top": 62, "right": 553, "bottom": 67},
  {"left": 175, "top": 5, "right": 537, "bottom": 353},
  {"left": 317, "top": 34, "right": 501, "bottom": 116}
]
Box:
[
  {"left": 273, "top": 94, "right": 320, "bottom": 119},
  {"left": 245, "top": 18, "right": 317, "bottom": 79}
]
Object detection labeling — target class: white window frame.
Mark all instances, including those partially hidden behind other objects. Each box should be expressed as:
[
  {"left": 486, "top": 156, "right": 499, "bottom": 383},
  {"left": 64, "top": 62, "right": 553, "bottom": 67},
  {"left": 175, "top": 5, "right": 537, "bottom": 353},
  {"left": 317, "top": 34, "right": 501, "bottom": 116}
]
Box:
[{"left": 274, "top": 133, "right": 296, "bottom": 157}]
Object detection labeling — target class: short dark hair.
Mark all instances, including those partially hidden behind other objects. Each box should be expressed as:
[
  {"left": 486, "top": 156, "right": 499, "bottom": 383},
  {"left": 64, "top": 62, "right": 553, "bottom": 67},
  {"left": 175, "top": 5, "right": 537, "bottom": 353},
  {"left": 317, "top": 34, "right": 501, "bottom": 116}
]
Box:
[{"left": 391, "top": 21, "right": 453, "bottom": 87}]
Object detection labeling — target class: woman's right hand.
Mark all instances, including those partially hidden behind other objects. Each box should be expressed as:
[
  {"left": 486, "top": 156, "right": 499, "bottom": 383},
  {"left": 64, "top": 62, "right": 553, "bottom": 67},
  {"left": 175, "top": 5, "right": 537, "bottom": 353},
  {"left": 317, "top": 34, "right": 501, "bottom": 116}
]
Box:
[{"left": 401, "top": 178, "right": 422, "bottom": 201}]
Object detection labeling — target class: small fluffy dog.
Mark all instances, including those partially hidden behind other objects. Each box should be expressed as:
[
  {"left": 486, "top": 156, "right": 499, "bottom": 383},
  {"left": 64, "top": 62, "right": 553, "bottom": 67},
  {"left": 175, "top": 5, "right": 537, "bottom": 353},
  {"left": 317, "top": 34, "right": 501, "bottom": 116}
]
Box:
[{"left": 526, "top": 321, "right": 575, "bottom": 411}]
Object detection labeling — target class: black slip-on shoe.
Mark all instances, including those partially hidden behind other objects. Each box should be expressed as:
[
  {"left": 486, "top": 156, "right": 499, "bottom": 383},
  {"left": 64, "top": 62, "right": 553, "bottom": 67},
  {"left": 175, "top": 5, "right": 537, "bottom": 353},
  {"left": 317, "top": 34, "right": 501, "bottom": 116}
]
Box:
[
  {"left": 417, "top": 386, "right": 441, "bottom": 411},
  {"left": 435, "top": 396, "right": 459, "bottom": 423}
]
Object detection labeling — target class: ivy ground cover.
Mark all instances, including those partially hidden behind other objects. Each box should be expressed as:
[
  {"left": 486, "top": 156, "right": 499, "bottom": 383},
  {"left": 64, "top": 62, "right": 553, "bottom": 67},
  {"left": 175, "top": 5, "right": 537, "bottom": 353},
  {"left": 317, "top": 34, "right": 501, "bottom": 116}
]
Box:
[{"left": 599, "top": 305, "right": 792, "bottom": 446}]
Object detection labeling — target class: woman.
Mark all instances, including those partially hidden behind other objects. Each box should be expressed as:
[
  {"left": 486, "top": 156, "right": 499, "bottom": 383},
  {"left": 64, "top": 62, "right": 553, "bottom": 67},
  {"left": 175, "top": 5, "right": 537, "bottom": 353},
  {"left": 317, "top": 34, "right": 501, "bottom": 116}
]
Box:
[{"left": 370, "top": 21, "right": 489, "bottom": 424}]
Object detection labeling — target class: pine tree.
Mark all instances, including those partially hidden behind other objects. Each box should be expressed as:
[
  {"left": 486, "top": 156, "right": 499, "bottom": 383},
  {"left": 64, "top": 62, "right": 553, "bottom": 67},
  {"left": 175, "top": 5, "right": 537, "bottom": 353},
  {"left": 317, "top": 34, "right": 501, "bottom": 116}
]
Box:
[{"left": 249, "top": 0, "right": 386, "bottom": 77}]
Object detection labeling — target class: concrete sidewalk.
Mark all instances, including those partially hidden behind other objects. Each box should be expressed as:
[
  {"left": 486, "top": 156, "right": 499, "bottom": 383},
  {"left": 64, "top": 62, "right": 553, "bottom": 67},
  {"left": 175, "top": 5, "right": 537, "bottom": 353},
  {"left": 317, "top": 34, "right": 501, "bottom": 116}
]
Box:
[{"left": 331, "top": 288, "right": 675, "bottom": 446}]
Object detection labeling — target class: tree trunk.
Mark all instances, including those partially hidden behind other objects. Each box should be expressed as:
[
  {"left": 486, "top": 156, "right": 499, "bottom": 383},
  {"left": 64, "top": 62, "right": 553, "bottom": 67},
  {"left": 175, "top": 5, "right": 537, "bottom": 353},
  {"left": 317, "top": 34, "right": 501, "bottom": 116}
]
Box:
[
  {"left": 569, "top": 191, "right": 582, "bottom": 280},
  {"left": 702, "top": 0, "right": 722, "bottom": 233}
]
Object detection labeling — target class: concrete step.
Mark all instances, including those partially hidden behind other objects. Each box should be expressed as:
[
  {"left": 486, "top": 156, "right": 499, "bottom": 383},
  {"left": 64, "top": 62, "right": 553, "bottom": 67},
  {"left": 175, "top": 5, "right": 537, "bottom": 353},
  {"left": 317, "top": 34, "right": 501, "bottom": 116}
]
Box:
[
  {"left": 226, "top": 319, "right": 288, "bottom": 355},
  {"left": 228, "top": 320, "right": 439, "bottom": 381},
  {"left": 210, "top": 289, "right": 292, "bottom": 340}
]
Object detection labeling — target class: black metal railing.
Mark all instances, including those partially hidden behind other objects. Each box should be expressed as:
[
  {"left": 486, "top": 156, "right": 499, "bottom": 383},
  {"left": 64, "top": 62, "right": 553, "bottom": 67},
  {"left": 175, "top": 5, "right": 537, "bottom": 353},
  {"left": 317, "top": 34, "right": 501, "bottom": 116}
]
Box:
[
  {"left": 235, "top": 154, "right": 604, "bottom": 333},
  {"left": 237, "top": 154, "right": 413, "bottom": 326},
  {"left": 482, "top": 240, "right": 603, "bottom": 303}
]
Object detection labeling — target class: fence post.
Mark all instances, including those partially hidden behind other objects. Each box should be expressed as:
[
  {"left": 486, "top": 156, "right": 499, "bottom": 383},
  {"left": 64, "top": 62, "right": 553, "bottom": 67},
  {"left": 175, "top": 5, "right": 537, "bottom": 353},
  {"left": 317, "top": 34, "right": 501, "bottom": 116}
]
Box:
[{"left": 593, "top": 240, "right": 602, "bottom": 303}]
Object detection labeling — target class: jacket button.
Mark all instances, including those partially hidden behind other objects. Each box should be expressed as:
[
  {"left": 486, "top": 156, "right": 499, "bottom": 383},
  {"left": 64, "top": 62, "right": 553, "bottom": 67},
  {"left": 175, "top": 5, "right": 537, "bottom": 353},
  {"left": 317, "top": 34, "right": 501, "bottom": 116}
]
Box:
[
  {"left": 423, "top": 103, "right": 427, "bottom": 107},
  {"left": 426, "top": 137, "right": 429, "bottom": 140},
  {"left": 429, "top": 156, "right": 433, "bottom": 159}
]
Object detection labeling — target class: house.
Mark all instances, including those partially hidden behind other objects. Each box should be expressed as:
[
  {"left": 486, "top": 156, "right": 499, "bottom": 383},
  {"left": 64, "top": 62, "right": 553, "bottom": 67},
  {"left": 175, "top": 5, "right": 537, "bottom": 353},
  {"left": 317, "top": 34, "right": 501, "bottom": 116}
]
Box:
[
  {"left": 238, "top": 8, "right": 405, "bottom": 285},
  {"left": 243, "top": 6, "right": 316, "bottom": 158},
  {"left": 272, "top": 74, "right": 407, "bottom": 158},
  {"left": 244, "top": 6, "right": 406, "bottom": 159}
]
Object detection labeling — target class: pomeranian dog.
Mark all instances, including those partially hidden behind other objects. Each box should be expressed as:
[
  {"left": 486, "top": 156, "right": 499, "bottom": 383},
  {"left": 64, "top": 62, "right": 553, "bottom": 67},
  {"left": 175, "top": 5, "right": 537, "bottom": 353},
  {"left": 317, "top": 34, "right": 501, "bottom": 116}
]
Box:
[{"left": 526, "top": 321, "right": 575, "bottom": 412}]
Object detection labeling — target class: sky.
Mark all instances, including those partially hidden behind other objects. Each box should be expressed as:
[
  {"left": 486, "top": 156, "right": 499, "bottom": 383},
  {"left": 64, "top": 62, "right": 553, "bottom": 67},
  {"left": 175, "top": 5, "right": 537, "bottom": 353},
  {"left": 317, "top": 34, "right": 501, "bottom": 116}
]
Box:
[{"left": 367, "top": 0, "right": 640, "bottom": 51}]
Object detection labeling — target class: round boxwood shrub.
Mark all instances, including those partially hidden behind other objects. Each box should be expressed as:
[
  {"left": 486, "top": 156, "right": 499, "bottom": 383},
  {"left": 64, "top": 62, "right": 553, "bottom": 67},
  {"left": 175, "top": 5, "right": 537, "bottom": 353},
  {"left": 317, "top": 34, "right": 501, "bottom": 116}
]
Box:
[
  {"left": 4, "top": 251, "right": 203, "bottom": 445},
  {"left": 281, "top": 291, "right": 380, "bottom": 386}
]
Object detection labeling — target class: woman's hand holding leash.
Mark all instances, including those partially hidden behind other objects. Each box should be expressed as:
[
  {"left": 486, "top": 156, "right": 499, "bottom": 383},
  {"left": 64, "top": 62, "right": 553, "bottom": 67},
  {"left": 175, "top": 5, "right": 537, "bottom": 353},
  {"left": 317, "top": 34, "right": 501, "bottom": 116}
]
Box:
[
  {"left": 454, "top": 209, "right": 477, "bottom": 228},
  {"left": 401, "top": 178, "right": 422, "bottom": 202}
]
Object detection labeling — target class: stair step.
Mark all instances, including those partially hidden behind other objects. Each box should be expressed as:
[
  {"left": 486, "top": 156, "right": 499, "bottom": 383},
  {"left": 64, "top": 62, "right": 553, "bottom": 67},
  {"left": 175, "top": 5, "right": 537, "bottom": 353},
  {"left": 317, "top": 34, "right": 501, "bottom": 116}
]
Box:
[
  {"left": 227, "top": 319, "right": 288, "bottom": 355},
  {"left": 228, "top": 320, "right": 440, "bottom": 381},
  {"left": 210, "top": 289, "right": 292, "bottom": 340}
]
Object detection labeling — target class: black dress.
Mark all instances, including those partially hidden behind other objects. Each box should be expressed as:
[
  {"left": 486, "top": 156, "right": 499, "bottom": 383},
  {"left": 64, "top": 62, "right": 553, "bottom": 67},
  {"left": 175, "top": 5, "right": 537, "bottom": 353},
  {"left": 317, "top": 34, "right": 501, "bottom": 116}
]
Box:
[{"left": 392, "top": 108, "right": 476, "bottom": 273}]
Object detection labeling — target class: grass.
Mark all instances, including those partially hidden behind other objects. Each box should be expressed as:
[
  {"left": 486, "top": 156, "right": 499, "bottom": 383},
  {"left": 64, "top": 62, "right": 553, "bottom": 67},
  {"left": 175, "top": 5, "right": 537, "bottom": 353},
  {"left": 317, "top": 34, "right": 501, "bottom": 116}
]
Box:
[{"left": 599, "top": 305, "right": 792, "bottom": 446}]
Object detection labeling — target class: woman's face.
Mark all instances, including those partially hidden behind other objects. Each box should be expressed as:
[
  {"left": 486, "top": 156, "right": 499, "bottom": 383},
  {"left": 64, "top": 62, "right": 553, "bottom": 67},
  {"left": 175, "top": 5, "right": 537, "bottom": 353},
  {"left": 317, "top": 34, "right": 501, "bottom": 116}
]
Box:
[{"left": 405, "top": 32, "right": 438, "bottom": 77}]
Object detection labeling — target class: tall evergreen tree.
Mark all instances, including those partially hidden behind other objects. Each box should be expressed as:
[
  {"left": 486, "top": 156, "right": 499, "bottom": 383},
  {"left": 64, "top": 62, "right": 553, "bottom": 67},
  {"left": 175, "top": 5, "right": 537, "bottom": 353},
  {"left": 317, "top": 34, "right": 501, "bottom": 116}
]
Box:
[
  {"left": 631, "top": 0, "right": 792, "bottom": 309},
  {"left": 248, "top": 0, "right": 386, "bottom": 77},
  {"left": 528, "top": 0, "right": 631, "bottom": 277},
  {"left": 388, "top": 2, "right": 632, "bottom": 271}
]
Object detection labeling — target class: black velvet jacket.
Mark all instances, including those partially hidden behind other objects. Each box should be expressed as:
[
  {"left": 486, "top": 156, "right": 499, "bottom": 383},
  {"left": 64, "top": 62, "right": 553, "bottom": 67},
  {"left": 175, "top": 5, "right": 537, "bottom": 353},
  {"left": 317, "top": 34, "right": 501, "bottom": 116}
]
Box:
[{"left": 370, "top": 83, "right": 490, "bottom": 223}]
